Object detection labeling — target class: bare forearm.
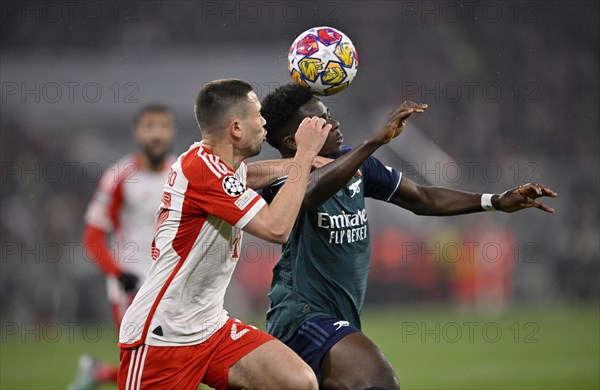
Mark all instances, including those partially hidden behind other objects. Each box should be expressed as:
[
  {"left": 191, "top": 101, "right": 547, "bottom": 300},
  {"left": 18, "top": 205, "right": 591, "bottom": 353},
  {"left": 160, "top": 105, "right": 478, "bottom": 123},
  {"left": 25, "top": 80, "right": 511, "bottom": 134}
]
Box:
[
  {"left": 246, "top": 159, "right": 294, "bottom": 190},
  {"left": 262, "top": 152, "right": 313, "bottom": 237},
  {"left": 422, "top": 187, "right": 483, "bottom": 216},
  {"left": 303, "top": 139, "right": 383, "bottom": 209},
  {"left": 392, "top": 186, "right": 498, "bottom": 216}
]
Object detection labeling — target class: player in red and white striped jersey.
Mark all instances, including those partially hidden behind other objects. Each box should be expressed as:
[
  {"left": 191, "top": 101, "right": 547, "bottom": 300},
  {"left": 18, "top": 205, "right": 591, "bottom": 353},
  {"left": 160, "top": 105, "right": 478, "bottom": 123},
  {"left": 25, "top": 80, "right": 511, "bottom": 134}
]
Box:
[
  {"left": 70, "top": 105, "right": 176, "bottom": 390},
  {"left": 117, "top": 79, "right": 330, "bottom": 390}
]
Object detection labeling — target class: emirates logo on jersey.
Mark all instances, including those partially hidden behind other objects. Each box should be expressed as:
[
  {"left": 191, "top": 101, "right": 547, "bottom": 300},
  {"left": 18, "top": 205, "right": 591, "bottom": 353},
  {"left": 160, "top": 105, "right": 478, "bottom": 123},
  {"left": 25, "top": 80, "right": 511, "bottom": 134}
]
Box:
[{"left": 222, "top": 176, "right": 245, "bottom": 197}]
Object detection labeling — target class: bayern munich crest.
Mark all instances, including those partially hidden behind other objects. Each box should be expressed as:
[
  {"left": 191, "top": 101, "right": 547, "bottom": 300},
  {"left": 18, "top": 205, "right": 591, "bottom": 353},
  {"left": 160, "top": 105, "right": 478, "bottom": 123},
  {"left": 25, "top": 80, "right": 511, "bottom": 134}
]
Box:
[{"left": 222, "top": 176, "right": 245, "bottom": 197}]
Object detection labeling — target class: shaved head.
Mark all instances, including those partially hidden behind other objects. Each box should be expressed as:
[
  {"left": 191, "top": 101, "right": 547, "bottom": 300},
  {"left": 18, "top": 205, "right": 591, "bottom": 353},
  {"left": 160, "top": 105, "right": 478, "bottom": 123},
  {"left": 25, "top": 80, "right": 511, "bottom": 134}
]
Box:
[{"left": 194, "top": 79, "right": 254, "bottom": 133}]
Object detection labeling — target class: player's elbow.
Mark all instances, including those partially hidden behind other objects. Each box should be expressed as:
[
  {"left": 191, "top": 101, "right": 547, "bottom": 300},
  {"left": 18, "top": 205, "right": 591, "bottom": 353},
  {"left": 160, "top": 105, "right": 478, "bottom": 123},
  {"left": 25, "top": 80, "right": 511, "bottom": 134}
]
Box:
[
  {"left": 407, "top": 188, "right": 437, "bottom": 216},
  {"left": 269, "top": 229, "right": 290, "bottom": 244},
  {"left": 263, "top": 222, "right": 291, "bottom": 244}
]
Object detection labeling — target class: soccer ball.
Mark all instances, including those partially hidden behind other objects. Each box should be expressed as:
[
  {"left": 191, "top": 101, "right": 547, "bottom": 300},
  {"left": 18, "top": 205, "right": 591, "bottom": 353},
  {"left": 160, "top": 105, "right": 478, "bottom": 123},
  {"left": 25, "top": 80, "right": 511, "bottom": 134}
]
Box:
[{"left": 288, "top": 26, "right": 358, "bottom": 96}]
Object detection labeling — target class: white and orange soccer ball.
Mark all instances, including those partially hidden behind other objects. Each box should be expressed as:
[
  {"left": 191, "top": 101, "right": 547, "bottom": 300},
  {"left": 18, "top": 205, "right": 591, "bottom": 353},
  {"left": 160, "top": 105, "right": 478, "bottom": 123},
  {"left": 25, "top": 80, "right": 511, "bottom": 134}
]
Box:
[{"left": 288, "top": 26, "right": 358, "bottom": 96}]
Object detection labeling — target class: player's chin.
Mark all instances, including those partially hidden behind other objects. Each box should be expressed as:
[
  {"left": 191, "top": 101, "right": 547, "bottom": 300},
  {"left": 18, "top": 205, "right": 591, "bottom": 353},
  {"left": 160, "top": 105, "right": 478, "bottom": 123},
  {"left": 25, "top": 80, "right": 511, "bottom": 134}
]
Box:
[
  {"left": 147, "top": 151, "right": 168, "bottom": 165},
  {"left": 248, "top": 144, "right": 262, "bottom": 158}
]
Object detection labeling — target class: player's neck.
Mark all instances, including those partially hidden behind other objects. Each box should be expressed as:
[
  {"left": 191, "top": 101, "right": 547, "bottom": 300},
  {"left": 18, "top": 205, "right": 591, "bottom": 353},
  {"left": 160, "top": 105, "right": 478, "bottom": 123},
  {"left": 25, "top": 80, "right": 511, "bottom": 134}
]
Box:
[{"left": 200, "top": 139, "right": 244, "bottom": 170}]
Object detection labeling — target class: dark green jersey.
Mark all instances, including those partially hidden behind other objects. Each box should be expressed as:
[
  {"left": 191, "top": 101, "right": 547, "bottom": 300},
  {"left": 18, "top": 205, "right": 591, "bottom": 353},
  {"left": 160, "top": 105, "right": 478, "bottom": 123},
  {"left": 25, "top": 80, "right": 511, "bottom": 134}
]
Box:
[{"left": 263, "top": 147, "right": 402, "bottom": 342}]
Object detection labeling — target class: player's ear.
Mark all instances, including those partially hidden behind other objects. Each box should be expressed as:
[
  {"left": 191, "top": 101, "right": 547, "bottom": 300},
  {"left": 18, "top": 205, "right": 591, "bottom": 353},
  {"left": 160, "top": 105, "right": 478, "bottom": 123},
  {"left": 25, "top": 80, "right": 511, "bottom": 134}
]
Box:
[
  {"left": 283, "top": 135, "right": 297, "bottom": 151},
  {"left": 228, "top": 119, "right": 243, "bottom": 141}
]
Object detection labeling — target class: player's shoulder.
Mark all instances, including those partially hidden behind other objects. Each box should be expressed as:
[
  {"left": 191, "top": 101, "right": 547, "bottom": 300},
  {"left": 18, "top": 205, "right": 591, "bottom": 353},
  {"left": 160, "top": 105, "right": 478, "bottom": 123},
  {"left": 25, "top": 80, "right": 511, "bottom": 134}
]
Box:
[
  {"left": 335, "top": 145, "right": 376, "bottom": 170},
  {"left": 180, "top": 143, "right": 236, "bottom": 185}
]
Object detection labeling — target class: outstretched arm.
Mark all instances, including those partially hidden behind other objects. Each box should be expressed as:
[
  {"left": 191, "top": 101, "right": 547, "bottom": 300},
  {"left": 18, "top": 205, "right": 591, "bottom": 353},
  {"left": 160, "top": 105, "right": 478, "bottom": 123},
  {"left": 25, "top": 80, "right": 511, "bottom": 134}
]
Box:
[
  {"left": 246, "top": 156, "right": 339, "bottom": 190},
  {"left": 302, "top": 101, "right": 427, "bottom": 209},
  {"left": 246, "top": 159, "right": 294, "bottom": 190},
  {"left": 390, "top": 178, "right": 557, "bottom": 216},
  {"left": 243, "top": 117, "right": 331, "bottom": 244}
]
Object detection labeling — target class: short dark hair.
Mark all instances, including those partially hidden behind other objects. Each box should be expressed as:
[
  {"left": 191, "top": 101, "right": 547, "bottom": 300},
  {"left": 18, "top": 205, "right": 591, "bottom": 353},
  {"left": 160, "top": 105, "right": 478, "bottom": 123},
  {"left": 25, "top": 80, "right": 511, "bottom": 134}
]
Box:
[
  {"left": 195, "top": 79, "right": 254, "bottom": 131},
  {"left": 133, "top": 104, "right": 173, "bottom": 127},
  {"left": 261, "top": 83, "right": 314, "bottom": 150}
]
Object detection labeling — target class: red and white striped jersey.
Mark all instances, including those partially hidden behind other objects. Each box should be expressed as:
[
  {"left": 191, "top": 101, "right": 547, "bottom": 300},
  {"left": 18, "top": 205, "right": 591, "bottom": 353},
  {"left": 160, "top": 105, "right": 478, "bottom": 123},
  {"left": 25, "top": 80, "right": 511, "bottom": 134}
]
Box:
[
  {"left": 85, "top": 153, "right": 175, "bottom": 280},
  {"left": 119, "top": 143, "right": 266, "bottom": 348}
]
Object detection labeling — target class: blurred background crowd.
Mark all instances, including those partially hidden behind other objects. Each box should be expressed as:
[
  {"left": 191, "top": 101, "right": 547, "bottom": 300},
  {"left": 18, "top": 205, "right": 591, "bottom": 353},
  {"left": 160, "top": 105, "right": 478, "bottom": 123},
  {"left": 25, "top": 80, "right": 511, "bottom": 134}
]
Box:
[{"left": 1, "top": 0, "right": 598, "bottom": 324}]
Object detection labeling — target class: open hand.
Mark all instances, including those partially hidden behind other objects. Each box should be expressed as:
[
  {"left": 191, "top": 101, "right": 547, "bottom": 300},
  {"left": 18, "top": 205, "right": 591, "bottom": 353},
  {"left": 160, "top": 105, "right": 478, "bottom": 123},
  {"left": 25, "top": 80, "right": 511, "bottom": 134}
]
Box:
[
  {"left": 375, "top": 101, "right": 428, "bottom": 145},
  {"left": 494, "top": 183, "right": 557, "bottom": 213}
]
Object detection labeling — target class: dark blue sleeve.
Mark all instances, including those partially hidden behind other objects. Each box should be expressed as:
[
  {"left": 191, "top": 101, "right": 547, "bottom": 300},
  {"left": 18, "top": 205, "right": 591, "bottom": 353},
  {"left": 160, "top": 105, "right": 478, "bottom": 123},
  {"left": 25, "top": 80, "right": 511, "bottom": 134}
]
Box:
[
  {"left": 259, "top": 176, "right": 287, "bottom": 205},
  {"left": 339, "top": 147, "right": 402, "bottom": 202}
]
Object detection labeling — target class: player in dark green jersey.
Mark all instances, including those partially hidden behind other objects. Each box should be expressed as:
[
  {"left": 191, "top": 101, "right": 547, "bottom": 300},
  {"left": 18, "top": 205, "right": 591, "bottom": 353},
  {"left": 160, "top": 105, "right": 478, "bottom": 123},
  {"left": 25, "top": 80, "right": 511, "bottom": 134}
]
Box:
[{"left": 260, "top": 83, "right": 557, "bottom": 390}]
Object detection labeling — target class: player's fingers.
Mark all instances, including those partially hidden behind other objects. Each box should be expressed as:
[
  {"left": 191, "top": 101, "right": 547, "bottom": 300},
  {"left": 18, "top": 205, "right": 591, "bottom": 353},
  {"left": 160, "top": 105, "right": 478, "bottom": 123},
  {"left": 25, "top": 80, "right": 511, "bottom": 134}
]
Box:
[
  {"left": 396, "top": 109, "right": 415, "bottom": 120},
  {"left": 520, "top": 183, "right": 542, "bottom": 197},
  {"left": 519, "top": 197, "right": 537, "bottom": 210},
  {"left": 397, "top": 103, "right": 427, "bottom": 117},
  {"left": 539, "top": 184, "right": 558, "bottom": 197},
  {"left": 521, "top": 195, "right": 551, "bottom": 212},
  {"left": 532, "top": 199, "right": 555, "bottom": 213},
  {"left": 313, "top": 116, "right": 326, "bottom": 128},
  {"left": 401, "top": 100, "right": 426, "bottom": 109},
  {"left": 411, "top": 103, "right": 428, "bottom": 112},
  {"left": 304, "top": 117, "right": 318, "bottom": 129},
  {"left": 532, "top": 183, "right": 543, "bottom": 196}
]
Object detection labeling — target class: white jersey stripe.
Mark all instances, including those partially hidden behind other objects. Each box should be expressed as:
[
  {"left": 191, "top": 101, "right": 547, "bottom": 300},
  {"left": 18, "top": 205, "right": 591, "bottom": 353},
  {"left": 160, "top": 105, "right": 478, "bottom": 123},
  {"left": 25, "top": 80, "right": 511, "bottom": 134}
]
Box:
[
  {"left": 236, "top": 197, "right": 267, "bottom": 229},
  {"left": 130, "top": 346, "right": 143, "bottom": 390},
  {"left": 208, "top": 154, "right": 229, "bottom": 175},
  {"left": 135, "top": 345, "right": 149, "bottom": 389},
  {"left": 198, "top": 151, "right": 222, "bottom": 178},
  {"left": 125, "top": 348, "right": 137, "bottom": 390}
]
